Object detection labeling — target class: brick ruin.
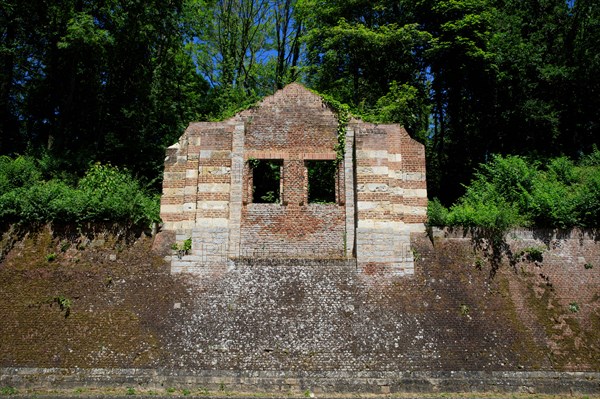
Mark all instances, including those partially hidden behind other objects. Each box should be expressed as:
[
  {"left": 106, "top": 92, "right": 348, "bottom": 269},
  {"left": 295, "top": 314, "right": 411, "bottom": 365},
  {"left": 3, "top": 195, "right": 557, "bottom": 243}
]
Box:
[{"left": 160, "top": 83, "right": 427, "bottom": 275}]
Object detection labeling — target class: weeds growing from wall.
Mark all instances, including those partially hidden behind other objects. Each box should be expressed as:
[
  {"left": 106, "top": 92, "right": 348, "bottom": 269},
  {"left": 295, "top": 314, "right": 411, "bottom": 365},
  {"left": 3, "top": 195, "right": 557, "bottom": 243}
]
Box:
[
  {"left": 0, "top": 386, "right": 17, "bottom": 395},
  {"left": 50, "top": 295, "right": 72, "bottom": 318},
  {"left": 171, "top": 238, "right": 192, "bottom": 258}
]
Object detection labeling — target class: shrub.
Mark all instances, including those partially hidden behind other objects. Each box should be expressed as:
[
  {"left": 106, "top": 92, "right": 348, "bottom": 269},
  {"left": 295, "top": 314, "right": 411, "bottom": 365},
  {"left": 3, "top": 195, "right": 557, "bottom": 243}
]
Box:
[
  {"left": 528, "top": 177, "right": 578, "bottom": 228},
  {"left": 576, "top": 168, "right": 600, "bottom": 227},
  {"left": 438, "top": 152, "right": 600, "bottom": 229},
  {"left": 580, "top": 146, "right": 600, "bottom": 167},
  {"left": 569, "top": 302, "right": 580, "bottom": 313},
  {"left": 427, "top": 198, "right": 448, "bottom": 226},
  {"left": 0, "top": 159, "right": 159, "bottom": 227},
  {"left": 77, "top": 163, "right": 160, "bottom": 225},
  {"left": 475, "top": 155, "right": 537, "bottom": 205},
  {"left": 0, "top": 181, "right": 77, "bottom": 224},
  {"left": 547, "top": 156, "right": 577, "bottom": 185},
  {"left": 446, "top": 199, "right": 523, "bottom": 232},
  {"left": 0, "top": 155, "right": 42, "bottom": 193}
]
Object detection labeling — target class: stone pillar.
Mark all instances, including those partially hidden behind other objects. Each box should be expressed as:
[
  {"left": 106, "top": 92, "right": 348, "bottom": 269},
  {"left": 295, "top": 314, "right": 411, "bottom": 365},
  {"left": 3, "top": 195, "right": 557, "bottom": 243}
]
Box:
[
  {"left": 343, "top": 127, "right": 356, "bottom": 258},
  {"left": 353, "top": 123, "right": 424, "bottom": 276},
  {"left": 227, "top": 122, "right": 245, "bottom": 261}
]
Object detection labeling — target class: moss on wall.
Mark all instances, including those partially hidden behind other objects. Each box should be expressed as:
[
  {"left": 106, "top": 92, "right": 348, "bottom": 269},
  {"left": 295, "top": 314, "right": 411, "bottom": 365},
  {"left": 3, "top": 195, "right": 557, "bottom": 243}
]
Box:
[{"left": 0, "top": 226, "right": 598, "bottom": 372}]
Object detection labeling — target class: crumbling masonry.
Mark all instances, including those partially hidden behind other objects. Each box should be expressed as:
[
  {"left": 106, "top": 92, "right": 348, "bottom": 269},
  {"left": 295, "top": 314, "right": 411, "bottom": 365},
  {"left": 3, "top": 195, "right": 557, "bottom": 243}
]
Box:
[{"left": 160, "top": 83, "right": 427, "bottom": 275}]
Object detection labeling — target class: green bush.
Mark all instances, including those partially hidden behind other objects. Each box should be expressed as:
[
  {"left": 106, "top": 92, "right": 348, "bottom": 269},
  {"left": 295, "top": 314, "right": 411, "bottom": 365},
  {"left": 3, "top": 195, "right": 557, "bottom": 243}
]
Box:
[
  {"left": 441, "top": 156, "right": 530, "bottom": 231},
  {"left": 0, "top": 155, "right": 42, "bottom": 192},
  {"left": 580, "top": 146, "right": 600, "bottom": 167},
  {"left": 77, "top": 163, "right": 160, "bottom": 224},
  {"left": 0, "top": 158, "right": 159, "bottom": 227},
  {"left": 446, "top": 199, "right": 523, "bottom": 231},
  {"left": 528, "top": 177, "right": 578, "bottom": 228},
  {"left": 547, "top": 156, "right": 577, "bottom": 185},
  {"left": 576, "top": 168, "right": 600, "bottom": 227},
  {"left": 426, "top": 198, "right": 448, "bottom": 226},
  {"left": 474, "top": 155, "right": 537, "bottom": 205},
  {"left": 437, "top": 152, "right": 600, "bottom": 229}
]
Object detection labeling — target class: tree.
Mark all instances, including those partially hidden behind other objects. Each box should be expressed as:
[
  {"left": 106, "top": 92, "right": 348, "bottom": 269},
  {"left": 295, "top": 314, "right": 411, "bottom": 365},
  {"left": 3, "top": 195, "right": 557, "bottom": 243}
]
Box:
[
  {"left": 273, "top": 0, "right": 304, "bottom": 89},
  {"left": 300, "top": 0, "right": 431, "bottom": 138},
  {"left": 417, "top": 0, "right": 498, "bottom": 202},
  {"left": 192, "top": 0, "right": 271, "bottom": 89},
  {"left": 0, "top": 0, "right": 209, "bottom": 188}
]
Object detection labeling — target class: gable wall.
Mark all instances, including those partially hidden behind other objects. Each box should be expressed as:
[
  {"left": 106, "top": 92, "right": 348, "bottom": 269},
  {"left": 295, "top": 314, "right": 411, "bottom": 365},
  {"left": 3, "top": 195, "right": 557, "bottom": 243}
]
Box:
[
  {"left": 160, "top": 84, "right": 427, "bottom": 274},
  {"left": 237, "top": 84, "right": 348, "bottom": 259}
]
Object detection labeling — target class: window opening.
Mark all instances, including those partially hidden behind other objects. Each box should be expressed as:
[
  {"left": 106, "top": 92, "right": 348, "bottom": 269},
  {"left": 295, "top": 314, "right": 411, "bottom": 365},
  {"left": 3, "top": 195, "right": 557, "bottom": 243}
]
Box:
[
  {"left": 306, "top": 160, "right": 337, "bottom": 204},
  {"left": 252, "top": 159, "right": 282, "bottom": 203}
]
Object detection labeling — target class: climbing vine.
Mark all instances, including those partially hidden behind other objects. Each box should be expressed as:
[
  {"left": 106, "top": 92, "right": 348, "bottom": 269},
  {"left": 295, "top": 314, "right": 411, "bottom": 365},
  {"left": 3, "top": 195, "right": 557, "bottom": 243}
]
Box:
[{"left": 318, "top": 93, "right": 350, "bottom": 164}]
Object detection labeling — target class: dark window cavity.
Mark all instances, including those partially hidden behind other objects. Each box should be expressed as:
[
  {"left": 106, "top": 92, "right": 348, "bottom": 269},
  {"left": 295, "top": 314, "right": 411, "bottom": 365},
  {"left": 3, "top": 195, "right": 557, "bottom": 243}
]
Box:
[
  {"left": 252, "top": 159, "right": 282, "bottom": 203},
  {"left": 306, "top": 160, "right": 337, "bottom": 204}
]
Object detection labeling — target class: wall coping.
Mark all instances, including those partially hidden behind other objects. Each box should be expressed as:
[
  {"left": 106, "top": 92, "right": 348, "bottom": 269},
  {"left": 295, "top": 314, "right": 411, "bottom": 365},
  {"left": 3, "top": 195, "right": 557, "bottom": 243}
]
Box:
[
  {"left": 1, "top": 368, "right": 599, "bottom": 395},
  {"left": 430, "top": 226, "right": 600, "bottom": 241}
]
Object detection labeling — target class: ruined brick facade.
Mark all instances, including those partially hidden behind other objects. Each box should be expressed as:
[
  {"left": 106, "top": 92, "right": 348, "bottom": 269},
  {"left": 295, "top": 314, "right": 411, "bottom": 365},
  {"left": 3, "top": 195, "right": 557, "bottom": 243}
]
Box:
[{"left": 160, "top": 83, "right": 427, "bottom": 275}]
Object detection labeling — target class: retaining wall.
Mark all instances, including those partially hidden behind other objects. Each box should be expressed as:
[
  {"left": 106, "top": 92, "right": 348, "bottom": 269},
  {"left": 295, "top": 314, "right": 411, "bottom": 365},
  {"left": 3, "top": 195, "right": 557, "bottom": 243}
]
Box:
[{"left": 0, "top": 226, "right": 599, "bottom": 394}]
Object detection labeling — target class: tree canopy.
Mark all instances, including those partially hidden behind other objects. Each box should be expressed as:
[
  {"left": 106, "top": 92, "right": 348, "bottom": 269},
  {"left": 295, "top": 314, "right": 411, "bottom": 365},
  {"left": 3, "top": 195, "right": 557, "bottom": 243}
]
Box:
[{"left": 1, "top": 0, "right": 599, "bottom": 226}]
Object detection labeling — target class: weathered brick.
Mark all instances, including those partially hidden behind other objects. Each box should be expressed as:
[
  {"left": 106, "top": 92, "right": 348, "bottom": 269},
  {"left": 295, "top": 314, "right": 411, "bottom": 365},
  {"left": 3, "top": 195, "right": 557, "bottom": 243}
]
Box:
[{"left": 160, "top": 83, "right": 427, "bottom": 275}]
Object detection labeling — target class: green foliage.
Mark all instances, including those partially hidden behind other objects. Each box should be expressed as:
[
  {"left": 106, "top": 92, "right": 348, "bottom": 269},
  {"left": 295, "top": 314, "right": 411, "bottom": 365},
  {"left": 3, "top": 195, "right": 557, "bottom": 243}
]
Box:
[
  {"left": 0, "top": 0, "right": 210, "bottom": 185},
  {"left": 523, "top": 247, "right": 544, "bottom": 263},
  {"left": 2, "top": 0, "right": 599, "bottom": 219},
  {"left": 513, "top": 247, "right": 545, "bottom": 263},
  {"left": 306, "top": 161, "right": 337, "bottom": 204},
  {"left": 60, "top": 241, "right": 71, "bottom": 252},
  {"left": 459, "top": 304, "right": 470, "bottom": 316},
  {"left": 247, "top": 157, "right": 260, "bottom": 169},
  {"left": 435, "top": 151, "right": 600, "bottom": 228},
  {"left": 411, "top": 248, "right": 421, "bottom": 262},
  {"left": 581, "top": 146, "right": 600, "bottom": 167},
  {"left": 51, "top": 295, "right": 72, "bottom": 318},
  {"left": 576, "top": 165, "right": 600, "bottom": 227},
  {"left": 0, "top": 156, "right": 42, "bottom": 193},
  {"left": 172, "top": 238, "right": 192, "bottom": 256},
  {"left": 444, "top": 157, "right": 528, "bottom": 230},
  {"left": 46, "top": 253, "right": 57, "bottom": 262},
  {"left": 301, "top": 0, "right": 431, "bottom": 138},
  {"left": 320, "top": 93, "right": 349, "bottom": 163},
  {"left": 474, "top": 257, "right": 484, "bottom": 270},
  {"left": 584, "top": 263, "right": 594, "bottom": 270},
  {"left": 426, "top": 198, "right": 448, "bottom": 227},
  {"left": 569, "top": 302, "right": 580, "bottom": 313},
  {"left": 0, "top": 386, "right": 17, "bottom": 395},
  {"left": 371, "top": 81, "right": 431, "bottom": 140},
  {"left": 76, "top": 163, "right": 160, "bottom": 225},
  {"left": 446, "top": 199, "right": 523, "bottom": 232},
  {"left": 0, "top": 157, "right": 159, "bottom": 227},
  {"left": 299, "top": 0, "right": 600, "bottom": 206},
  {"left": 252, "top": 160, "right": 282, "bottom": 203}
]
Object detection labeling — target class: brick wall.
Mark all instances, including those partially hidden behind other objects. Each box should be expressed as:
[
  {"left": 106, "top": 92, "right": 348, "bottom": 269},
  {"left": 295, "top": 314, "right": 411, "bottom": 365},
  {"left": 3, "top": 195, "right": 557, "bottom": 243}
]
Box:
[
  {"left": 238, "top": 84, "right": 347, "bottom": 259},
  {"left": 160, "top": 83, "right": 427, "bottom": 274},
  {"left": 0, "top": 227, "right": 599, "bottom": 394},
  {"left": 352, "top": 122, "right": 427, "bottom": 276}
]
